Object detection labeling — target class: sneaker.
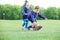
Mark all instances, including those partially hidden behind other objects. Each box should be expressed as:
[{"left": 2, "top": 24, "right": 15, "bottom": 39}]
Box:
[
  {"left": 27, "top": 27, "right": 30, "bottom": 30},
  {"left": 22, "top": 27, "right": 24, "bottom": 30}
]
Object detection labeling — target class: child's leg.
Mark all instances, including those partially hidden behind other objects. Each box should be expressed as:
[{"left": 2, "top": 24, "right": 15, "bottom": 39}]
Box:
[
  {"left": 22, "top": 19, "right": 25, "bottom": 28},
  {"left": 25, "top": 19, "right": 28, "bottom": 28},
  {"left": 27, "top": 25, "right": 32, "bottom": 30}
]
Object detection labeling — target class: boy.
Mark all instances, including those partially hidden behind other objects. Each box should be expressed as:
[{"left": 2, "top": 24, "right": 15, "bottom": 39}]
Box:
[{"left": 27, "top": 6, "right": 47, "bottom": 30}]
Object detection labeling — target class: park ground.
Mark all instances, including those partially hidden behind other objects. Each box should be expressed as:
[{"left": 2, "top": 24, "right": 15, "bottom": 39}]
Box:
[{"left": 0, "top": 20, "right": 60, "bottom": 40}]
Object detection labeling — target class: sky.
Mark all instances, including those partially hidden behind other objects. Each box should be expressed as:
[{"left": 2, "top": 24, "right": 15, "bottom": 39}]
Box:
[{"left": 0, "top": 0, "right": 60, "bottom": 8}]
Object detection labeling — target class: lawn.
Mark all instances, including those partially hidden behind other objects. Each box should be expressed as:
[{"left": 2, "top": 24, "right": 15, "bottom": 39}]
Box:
[{"left": 0, "top": 20, "right": 60, "bottom": 40}]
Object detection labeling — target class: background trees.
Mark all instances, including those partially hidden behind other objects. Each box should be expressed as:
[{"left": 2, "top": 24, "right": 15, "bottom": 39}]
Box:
[{"left": 0, "top": 4, "right": 60, "bottom": 20}]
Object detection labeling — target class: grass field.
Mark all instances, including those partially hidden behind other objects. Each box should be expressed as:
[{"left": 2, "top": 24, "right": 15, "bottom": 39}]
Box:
[{"left": 0, "top": 20, "right": 60, "bottom": 40}]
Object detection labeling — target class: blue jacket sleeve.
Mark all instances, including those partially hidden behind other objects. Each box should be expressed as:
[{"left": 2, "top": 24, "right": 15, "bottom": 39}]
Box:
[
  {"left": 22, "top": 9, "right": 25, "bottom": 15},
  {"left": 38, "top": 13, "right": 45, "bottom": 19}
]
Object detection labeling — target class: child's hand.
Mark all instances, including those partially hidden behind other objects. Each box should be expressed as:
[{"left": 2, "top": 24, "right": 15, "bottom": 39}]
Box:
[{"left": 25, "top": 13, "right": 28, "bottom": 15}]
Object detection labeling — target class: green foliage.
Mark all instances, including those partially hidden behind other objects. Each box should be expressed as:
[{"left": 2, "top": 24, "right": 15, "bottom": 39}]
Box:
[
  {"left": 0, "top": 5, "right": 4, "bottom": 19},
  {"left": 30, "top": 5, "right": 34, "bottom": 11},
  {"left": 0, "top": 4, "right": 22, "bottom": 20},
  {"left": 44, "top": 7, "right": 59, "bottom": 19},
  {"left": 58, "top": 8, "right": 60, "bottom": 19},
  {"left": 0, "top": 4, "right": 60, "bottom": 20}
]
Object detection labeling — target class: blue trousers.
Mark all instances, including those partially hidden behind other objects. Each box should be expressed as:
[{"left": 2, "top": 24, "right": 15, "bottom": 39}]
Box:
[{"left": 22, "top": 19, "right": 28, "bottom": 28}]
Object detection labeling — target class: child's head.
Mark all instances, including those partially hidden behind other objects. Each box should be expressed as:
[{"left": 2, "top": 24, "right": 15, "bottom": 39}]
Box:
[
  {"left": 26, "top": 3, "right": 30, "bottom": 9},
  {"left": 34, "top": 6, "right": 40, "bottom": 13}
]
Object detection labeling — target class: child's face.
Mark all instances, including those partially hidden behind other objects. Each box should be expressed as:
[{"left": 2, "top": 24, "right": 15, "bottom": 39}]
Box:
[{"left": 35, "top": 9, "right": 39, "bottom": 13}]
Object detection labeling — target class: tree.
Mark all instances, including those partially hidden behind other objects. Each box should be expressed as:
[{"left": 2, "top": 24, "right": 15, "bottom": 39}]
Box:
[
  {"left": 58, "top": 8, "right": 60, "bottom": 19},
  {"left": 0, "top": 4, "right": 3, "bottom": 19},
  {"left": 45, "top": 7, "right": 59, "bottom": 19},
  {"left": 0, "top": 4, "right": 60, "bottom": 20},
  {"left": 30, "top": 5, "right": 34, "bottom": 11}
]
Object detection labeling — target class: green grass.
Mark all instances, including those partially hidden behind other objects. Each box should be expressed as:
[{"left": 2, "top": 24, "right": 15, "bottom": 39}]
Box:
[{"left": 0, "top": 20, "right": 60, "bottom": 40}]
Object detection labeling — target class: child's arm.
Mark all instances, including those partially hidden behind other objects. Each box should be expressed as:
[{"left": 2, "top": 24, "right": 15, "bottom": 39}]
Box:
[
  {"left": 38, "top": 13, "right": 47, "bottom": 20},
  {"left": 22, "top": 0, "right": 28, "bottom": 15},
  {"left": 23, "top": 0, "right": 28, "bottom": 8}
]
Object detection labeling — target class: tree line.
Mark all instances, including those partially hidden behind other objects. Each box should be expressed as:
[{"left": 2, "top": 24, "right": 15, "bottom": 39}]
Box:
[{"left": 0, "top": 4, "right": 60, "bottom": 20}]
